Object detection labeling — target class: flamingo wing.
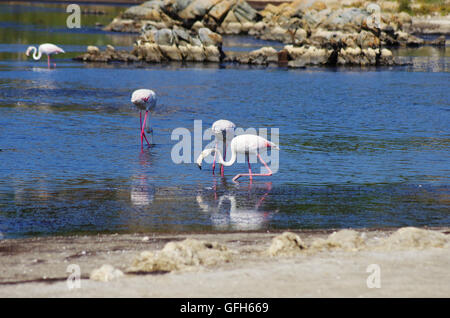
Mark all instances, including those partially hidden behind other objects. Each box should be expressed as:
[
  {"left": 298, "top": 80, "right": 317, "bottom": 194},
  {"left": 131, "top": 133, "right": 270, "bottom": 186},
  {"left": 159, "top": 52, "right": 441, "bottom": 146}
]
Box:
[{"left": 39, "top": 43, "right": 65, "bottom": 55}]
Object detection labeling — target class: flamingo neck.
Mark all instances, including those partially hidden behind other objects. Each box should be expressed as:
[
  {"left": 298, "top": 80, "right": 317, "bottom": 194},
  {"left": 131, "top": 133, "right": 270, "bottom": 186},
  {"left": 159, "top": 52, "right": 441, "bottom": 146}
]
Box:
[
  {"left": 31, "top": 47, "right": 41, "bottom": 60},
  {"left": 212, "top": 147, "right": 236, "bottom": 167}
]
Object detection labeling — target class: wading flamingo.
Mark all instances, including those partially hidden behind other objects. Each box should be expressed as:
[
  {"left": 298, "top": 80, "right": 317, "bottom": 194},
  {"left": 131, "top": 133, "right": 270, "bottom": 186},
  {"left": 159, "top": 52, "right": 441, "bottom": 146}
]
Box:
[
  {"left": 131, "top": 89, "right": 157, "bottom": 150},
  {"left": 211, "top": 119, "right": 235, "bottom": 177},
  {"left": 25, "top": 43, "right": 65, "bottom": 68},
  {"left": 197, "top": 134, "right": 279, "bottom": 182}
]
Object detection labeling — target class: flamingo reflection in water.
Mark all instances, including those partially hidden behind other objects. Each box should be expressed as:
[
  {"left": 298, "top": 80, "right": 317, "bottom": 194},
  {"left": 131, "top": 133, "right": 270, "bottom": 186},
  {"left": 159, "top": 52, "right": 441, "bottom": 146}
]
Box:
[
  {"left": 130, "top": 151, "right": 155, "bottom": 206},
  {"left": 196, "top": 181, "right": 276, "bottom": 230}
]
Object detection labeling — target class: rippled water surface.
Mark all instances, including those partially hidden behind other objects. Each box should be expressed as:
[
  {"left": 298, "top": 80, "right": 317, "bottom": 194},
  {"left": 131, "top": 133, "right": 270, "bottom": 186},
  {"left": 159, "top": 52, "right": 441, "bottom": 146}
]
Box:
[{"left": 0, "top": 3, "right": 449, "bottom": 238}]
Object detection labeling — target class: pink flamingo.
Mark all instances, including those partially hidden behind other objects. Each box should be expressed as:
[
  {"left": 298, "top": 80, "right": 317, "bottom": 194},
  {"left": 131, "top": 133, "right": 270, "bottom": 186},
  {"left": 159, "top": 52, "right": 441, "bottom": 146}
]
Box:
[
  {"left": 197, "top": 134, "right": 279, "bottom": 182},
  {"left": 131, "top": 89, "right": 157, "bottom": 150},
  {"left": 211, "top": 119, "right": 235, "bottom": 177},
  {"left": 25, "top": 43, "right": 65, "bottom": 68}
]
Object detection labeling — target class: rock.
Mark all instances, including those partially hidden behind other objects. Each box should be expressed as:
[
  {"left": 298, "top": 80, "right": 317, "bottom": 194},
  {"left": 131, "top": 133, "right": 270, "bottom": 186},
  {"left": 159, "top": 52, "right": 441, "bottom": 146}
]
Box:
[
  {"left": 154, "top": 28, "right": 174, "bottom": 45},
  {"left": 361, "top": 47, "right": 379, "bottom": 65},
  {"left": 248, "top": 21, "right": 265, "bottom": 36},
  {"left": 122, "top": 5, "right": 156, "bottom": 19},
  {"left": 142, "top": 42, "right": 164, "bottom": 62},
  {"left": 233, "top": 0, "right": 261, "bottom": 23},
  {"left": 337, "top": 46, "right": 362, "bottom": 65},
  {"left": 142, "top": 0, "right": 165, "bottom": 9},
  {"left": 406, "top": 34, "right": 424, "bottom": 47},
  {"left": 180, "top": 44, "right": 206, "bottom": 61},
  {"left": 397, "top": 11, "right": 412, "bottom": 25},
  {"left": 379, "top": 227, "right": 449, "bottom": 250},
  {"left": 357, "top": 30, "right": 380, "bottom": 48},
  {"left": 87, "top": 45, "right": 100, "bottom": 54},
  {"left": 268, "top": 232, "right": 306, "bottom": 256},
  {"left": 191, "top": 20, "right": 205, "bottom": 31},
  {"left": 284, "top": 45, "right": 332, "bottom": 66},
  {"left": 204, "top": 45, "right": 221, "bottom": 62},
  {"left": 292, "top": 27, "right": 307, "bottom": 45},
  {"left": 323, "top": 8, "right": 368, "bottom": 32},
  {"left": 395, "top": 30, "right": 409, "bottom": 42},
  {"left": 247, "top": 46, "right": 279, "bottom": 65},
  {"left": 198, "top": 27, "right": 222, "bottom": 46},
  {"left": 173, "top": 26, "right": 192, "bottom": 45},
  {"left": 311, "top": 1, "right": 327, "bottom": 11},
  {"left": 241, "top": 22, "right": 254, "bottom": 33},
  {"left": 379, "top": 48, "right": 394, "bottom": 65},
  {"left": 209, "top": 0, "right": 234, "bottom": 22},
  {"left": 222, "top": 10, "right": 239, "bottom": 24},
  {"left": 178, "top": 0, "right": 221, "bottom": 21},
  {"left": 426, "top": 35, "right": 446, "bottom": 47},
  {"left": 164, "top": 0, "right": 193, "bottom": 16},
  {"left": 90, "top": 264, "right": 124, "bottom": 282},
  {"left": 159, "top": 44, "right": 183, "bottom": 60},
  {"left": 261, "top": 25, "right": 290, "bottom": 42},
  {"left": 222, "top": 22, "right": 242, "bottom": 34},
  {"left": 310, "top": 230, "right": 366, "bottom": 251},
  {"left": 127, "top": 239, "right": 232, "bottom": 272}
]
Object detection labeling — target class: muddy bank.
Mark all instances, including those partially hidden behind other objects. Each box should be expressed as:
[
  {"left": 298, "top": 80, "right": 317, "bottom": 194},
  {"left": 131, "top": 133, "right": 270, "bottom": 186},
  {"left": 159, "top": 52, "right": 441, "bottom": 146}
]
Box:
[{"left": 0, "top": 227, "right": 449, "bottom": 297}]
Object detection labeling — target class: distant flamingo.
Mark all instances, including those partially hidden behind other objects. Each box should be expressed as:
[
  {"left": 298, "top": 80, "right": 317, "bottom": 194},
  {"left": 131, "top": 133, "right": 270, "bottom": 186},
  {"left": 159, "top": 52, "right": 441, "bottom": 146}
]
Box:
[
  {"left": 211, "top": 119, "right": 235, "bottom": 177},
  {"left": 197, "top": 134, "right": 279, "bottom": 182},
  {"left": 26, "top": 43, "right": 65, "bottom": 68},
  {"left": 131, "top": 89, "right": 157, "bottom": 150}
]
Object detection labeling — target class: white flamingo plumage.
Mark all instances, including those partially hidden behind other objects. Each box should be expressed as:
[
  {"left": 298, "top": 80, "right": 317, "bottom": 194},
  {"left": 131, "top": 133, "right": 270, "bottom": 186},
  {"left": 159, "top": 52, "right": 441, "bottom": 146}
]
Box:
[
  {"left": 25, "top": 43, "right": 65, "bottom": 68},
  {"left": 211, "top": 119, "right": 235, "bottom": 176},
  {"left": 197, "top": 134, "right": 279, "bottom": 182},
  {"left": 131, "top": 89, "right": 157, "bottom": 150}
]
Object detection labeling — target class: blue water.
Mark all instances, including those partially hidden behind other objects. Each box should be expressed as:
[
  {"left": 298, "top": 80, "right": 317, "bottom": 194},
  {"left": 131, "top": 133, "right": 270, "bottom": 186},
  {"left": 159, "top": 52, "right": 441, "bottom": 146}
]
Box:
[{"left": 0, "top": 3, "right": 449, "bottom": 239}]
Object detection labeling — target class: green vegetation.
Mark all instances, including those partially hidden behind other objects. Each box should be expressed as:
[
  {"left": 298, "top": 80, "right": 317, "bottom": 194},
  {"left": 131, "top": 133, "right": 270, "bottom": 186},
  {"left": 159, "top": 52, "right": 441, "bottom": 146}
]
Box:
[
  {"left": 397, "top": 0, "right": 450, "bottom": 16},
  {"left": 398, "top": 0, "right": 412, "bottom": 14}
]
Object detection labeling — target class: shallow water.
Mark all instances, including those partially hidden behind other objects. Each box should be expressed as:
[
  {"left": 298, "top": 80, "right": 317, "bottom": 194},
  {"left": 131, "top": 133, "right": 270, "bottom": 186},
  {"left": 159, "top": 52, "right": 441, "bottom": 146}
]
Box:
[{"left": 0, "top": 3, "right": 449, "bottom": 239}]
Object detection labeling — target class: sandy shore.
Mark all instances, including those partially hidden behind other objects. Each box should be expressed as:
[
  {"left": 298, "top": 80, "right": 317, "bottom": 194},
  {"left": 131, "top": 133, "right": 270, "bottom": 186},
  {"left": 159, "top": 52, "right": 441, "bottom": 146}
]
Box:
[{"left": 1, "top": 227, "right": 449, "bottom": 297}]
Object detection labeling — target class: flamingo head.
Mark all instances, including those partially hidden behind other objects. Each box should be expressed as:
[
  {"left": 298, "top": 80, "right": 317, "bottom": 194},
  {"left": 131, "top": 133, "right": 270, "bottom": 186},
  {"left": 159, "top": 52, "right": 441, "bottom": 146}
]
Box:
[
  {"left": 196, "top": 148, "right": 214, "bottom": 170},
  {"left": 131, "top": 89, "right": 157, "bottom": 110},
  {"left": 266, "top": 141, "right": 279, "bottom": 150},
  {"left": 25, "top": 46, "right": 34, "bottom": 56}
]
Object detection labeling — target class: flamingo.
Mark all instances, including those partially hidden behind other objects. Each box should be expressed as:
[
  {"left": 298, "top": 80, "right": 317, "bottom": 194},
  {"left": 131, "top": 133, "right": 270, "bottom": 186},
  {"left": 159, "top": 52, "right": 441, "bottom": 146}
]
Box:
[
  {"left": 197, "top": 134, "right": 279, "bottom": 182},
  {"left": 131, "top": 89, "right": 156, "bottom": 150},
  {"left": 211, "top": 119, "right": 235, "bottom": 177},
  {"left": 25, "top": 43, "right": 65, "bottom": 68}
]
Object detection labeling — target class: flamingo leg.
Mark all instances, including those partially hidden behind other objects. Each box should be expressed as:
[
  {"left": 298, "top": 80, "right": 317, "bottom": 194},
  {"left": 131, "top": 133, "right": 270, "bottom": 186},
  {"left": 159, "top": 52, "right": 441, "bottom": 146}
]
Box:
[
  {"left": 139, "top": 111, "right": 151, "bottom": 147},
  {"left": 47, "top": 55, "right": 50, "bottom": 69},
  {"left": 232, "top": 154, "right": 273, "bottom": 182},
  {"left": 140, "top": 111, "right": 150, "bottom": 150},
  {"left": 247, "top": 153, "right": 253, "bottom": 182},
  {"left": 212, "top": 141, "right": 217, "bottom": 175},
  {"left": 221, "top": 134, "right": 226, "bottom": 177}
]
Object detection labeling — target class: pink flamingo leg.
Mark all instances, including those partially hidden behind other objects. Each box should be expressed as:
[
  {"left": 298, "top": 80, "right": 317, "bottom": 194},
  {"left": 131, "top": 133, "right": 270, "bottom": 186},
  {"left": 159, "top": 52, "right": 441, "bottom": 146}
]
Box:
[
  {"left": 232, "top": 154, "right": 273, "bottom": 182},
  {"left": 140, "top": 111, "right": 149, "bottom": 150},
  {"left": 221, "top": 138, "right": 227, "bottom": 177},
  {"left": 247, "top": 155, "right": 253, "bottom": 182},
  {"left": 212, "top": 141, "right": 217, "bottom": 175},
  {"left": 47, "top": 55, "right": 50, "bottom": 69},
  {"left": 139, "top": 111, "right": 151, "bottom": 147}
]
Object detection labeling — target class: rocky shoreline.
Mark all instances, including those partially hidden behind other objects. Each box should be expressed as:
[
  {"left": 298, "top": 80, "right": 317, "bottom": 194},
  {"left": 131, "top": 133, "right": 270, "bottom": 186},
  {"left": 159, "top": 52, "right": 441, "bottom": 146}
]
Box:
[{"left": 74, "top": 0, "right": 448, "bottom": 67}]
